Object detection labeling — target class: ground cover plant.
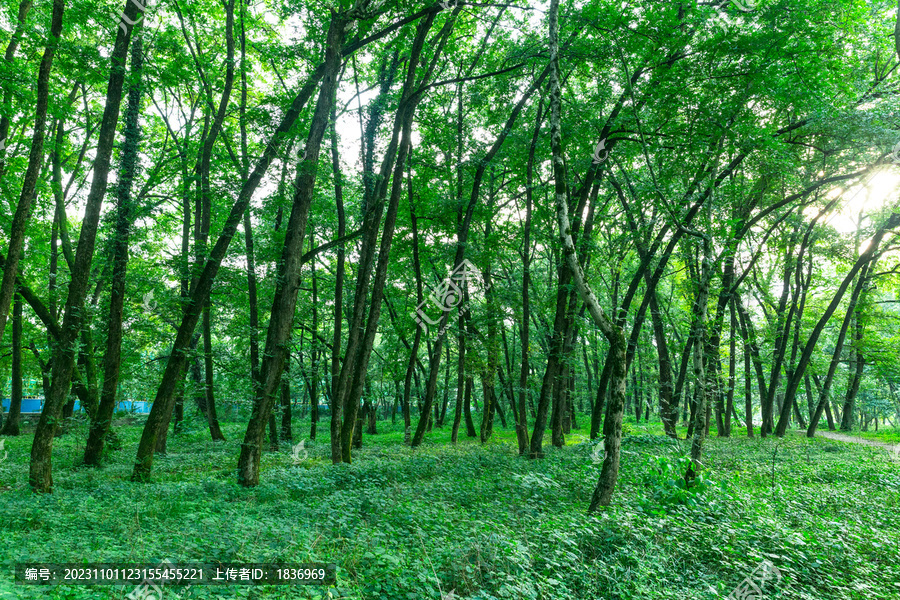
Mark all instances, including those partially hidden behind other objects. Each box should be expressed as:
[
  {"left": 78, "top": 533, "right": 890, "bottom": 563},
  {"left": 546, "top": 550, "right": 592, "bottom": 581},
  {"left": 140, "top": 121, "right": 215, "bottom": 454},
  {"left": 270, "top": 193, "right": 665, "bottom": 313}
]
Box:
[{"left": 1, "top": 415, "right": 898, "bottom": 599}]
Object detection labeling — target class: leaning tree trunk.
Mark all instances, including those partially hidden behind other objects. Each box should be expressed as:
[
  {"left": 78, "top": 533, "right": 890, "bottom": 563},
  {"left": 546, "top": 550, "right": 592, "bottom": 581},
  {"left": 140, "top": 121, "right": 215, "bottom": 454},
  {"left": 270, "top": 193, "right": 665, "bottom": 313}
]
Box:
[
  {"left": 775, "top": 211, "right": 900, "bottom": 436},
  {"left": 547, "top": 0, "right": 627, "bottom": 510},
  {"left": 806, "top": 262, "right": 870, "bottom": 436},
  {"left": 0, "top": 0, "right": 63, "bottom": 341},
  {"left": 131, "top": 48, "right": 326, "bottom": 483},
  {"left": 236, "top": 13, "right": 344, "bottom": 487}
]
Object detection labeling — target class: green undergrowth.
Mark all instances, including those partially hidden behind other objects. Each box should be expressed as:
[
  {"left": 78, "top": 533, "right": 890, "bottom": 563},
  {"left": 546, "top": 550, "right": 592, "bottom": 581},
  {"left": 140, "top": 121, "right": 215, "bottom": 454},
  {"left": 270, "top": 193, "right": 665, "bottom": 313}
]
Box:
[
  {"left": 0, "top": 414, "right": 898, "bottom": 599},
  {"left": 855, "top": 428, "right": 900, "bottom": 445}
]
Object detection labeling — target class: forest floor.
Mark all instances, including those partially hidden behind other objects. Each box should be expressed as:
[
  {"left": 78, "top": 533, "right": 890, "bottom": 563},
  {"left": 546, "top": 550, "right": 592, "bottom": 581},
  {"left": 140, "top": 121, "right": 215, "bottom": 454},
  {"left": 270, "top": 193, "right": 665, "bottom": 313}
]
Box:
[{"left": 0, "top": 412, "right": 898, "bottom": 599}]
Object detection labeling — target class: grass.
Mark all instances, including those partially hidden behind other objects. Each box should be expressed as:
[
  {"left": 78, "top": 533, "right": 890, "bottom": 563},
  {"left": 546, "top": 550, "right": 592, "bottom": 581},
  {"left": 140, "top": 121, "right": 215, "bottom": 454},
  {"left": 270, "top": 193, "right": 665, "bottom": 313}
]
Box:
[
  {"left": 855, "top": 428, "right": 900, "bottom": 445},
  {"left": 0, "top": 410, "right": 899, "bottom": 599}
]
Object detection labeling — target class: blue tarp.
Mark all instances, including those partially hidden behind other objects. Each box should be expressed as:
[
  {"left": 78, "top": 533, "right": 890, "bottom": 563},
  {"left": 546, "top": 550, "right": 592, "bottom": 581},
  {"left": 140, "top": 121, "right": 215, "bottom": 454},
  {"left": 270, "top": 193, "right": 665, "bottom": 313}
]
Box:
[{"left": 1, "top": 398, "right": 151, "bottom": 414}]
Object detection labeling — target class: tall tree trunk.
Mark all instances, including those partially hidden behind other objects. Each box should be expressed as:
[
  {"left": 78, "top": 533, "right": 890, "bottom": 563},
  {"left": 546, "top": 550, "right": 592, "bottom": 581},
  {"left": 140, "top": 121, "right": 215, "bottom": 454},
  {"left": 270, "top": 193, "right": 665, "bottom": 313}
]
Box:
[
  {"left": 723, "top": 300, "right": 737, "bottom": 437},
  {"left": 761, "top": 246, "right": 796, "bottom": 436},
  {"left": 518, "top": 116, "right": 537, "bottom": 446},
  {"left": 590, "top": 354, "right": 612, "bottom": 439},
  {"left": 403, "top": 193, "right": 425, "bottom": 439},
  {"left": 731, "top": 298, "right": 752, "bottom": 436},
  {"left": 648, "top": 287, "right": 676, "bottom": 437},
  {"left": 202, "top": 301, "right": 225, "bottom": 440},
  {"left": 235, "top": 13, "right": 344, "bottom": 487},
  {"left": 194, "top": 1, "right": 237, "bottom": 444},
  {"left": 309, "top": 245, "right": 320, "bottom": 441},
  {"left": 0, "top": 0, "right": 64, "bottom": 341},
  {"left": 328, "top": 102, "right": 346, "bottom": 463},
  {"left": 31, "top": 0, "right": 136, "bottom": 493},
  {"left": 687, "top": 238, "right": 714, "bottom": 482},
  {"left": 463, "top": 376, "right": 476, "bottom": 437},
  {"left": 331, "top": 50, "right": 401, "bottom": 459},
  {"left": 840, "top": 315, "right": 864, "bottom": 432},
  {"left": 280, "top": 354, "right": 292, "bottom": 442},
  {"left": 439, "top": 344, "right": 451, "bottom": 426},
  {"left": 451, "top": 321, "right": 465, "bottom": 444},
  {"left": 239, "top": 0, "right": 260, "bottom": 436},
  {"left": 547, "top": 0, "right": 627, "bottom": 509},
  {"left": 84, "top": 33, "right": 144, "bottom": 466}
]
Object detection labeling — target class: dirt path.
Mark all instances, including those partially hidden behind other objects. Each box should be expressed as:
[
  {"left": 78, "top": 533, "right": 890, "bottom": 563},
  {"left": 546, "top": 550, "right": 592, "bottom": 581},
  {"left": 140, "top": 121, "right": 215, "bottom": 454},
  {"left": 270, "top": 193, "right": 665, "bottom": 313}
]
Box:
[{"left": 813, "top": 430, "right": 897, "bottom": 453}]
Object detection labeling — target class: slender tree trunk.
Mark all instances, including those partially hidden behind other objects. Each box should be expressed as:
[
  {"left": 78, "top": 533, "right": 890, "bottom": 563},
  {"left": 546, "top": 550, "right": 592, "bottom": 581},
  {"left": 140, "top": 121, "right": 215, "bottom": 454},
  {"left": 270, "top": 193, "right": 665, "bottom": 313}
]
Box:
[
  {"left": 235, "top": 14, "right": 344, "bottom": 486},
  {"left": 328, "top": 102, "right": 346, "bottom": 463},
  {"left": 0, "top": 292, "right": 23, "bottom": 436},
  {"left": 403, "top": 195, "right": 425, "bottom": 438},
  {"left": 31, "top": 0, "right": 137, "bottom": 493},
  {"left": 648, "top": 288, "right": 676, "bottom": 437},
  {"left": 590, "top": 355, "right": 612, "bottom": 439},
  {"left": 519, "top": 103, "right": 542, "bottom": 446},
  {"left": 463, "top": 376, "right": 476, "bottom": 437},
  {"left": 439, "top": 345, "right": 451, "bottom": 426},
  {"left": 309, "top": 248, "right": 320, "bottom": 441},
  {"left": 546, "top": 0, "right": 626, "bottom": 509},
  {"left": 280, "top": 354, "right": 292, "bottom": 442},
  {"left": 202, "top": 300, "right": 225, "bottom": 440},
  {"left": 451, "top": 323, "right": 465, "bottom": 443},
  {"left": 84, "top": 33, "right": 144, "bottom": 466},
  {"left": 0, "top": 0, "right": 64, "bottom": 341},
  {"left": 687, "top": 238, "right": 714, "bottom": 482},
  {"left": 723, "top": 300, "right": 737, "bottom": 437},
  {"left": 840, "top": 315, "right": 864, "bottom": 432}
]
